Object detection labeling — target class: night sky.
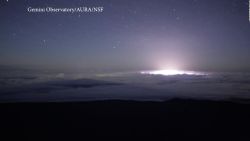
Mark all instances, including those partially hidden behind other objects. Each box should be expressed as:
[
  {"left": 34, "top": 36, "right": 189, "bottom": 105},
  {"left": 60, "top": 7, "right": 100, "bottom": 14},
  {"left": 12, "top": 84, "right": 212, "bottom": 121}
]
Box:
[{"left": 1, "top": 0, "right": 250, "bottom": 73}]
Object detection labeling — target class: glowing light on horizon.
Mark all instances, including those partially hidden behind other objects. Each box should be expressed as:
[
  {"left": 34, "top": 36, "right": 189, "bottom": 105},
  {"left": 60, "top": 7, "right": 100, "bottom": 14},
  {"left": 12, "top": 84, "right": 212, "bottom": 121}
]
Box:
[{"left": 140, "top": 69, "right": 205, "bottom": 76}]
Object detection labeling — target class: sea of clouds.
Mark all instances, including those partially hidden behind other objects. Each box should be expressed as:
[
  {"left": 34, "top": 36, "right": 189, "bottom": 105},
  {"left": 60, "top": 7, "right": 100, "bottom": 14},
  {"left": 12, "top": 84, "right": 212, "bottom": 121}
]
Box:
[{"left": 0, "top": 68, "right": 250, "bottom": 103}]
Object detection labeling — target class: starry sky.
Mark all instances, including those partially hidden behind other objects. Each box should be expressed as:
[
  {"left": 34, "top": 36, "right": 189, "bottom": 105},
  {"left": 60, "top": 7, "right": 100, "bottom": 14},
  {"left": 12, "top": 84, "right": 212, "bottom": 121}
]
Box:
[{"left": 0, "top": 0, "right": 250, "bottom": 73}]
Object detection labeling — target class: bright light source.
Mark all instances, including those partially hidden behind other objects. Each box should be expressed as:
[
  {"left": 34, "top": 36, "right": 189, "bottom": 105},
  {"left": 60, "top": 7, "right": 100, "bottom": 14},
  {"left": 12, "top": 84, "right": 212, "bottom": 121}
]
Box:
[{"left": 141, "top": 69, "right": 204, "bottom": 76}]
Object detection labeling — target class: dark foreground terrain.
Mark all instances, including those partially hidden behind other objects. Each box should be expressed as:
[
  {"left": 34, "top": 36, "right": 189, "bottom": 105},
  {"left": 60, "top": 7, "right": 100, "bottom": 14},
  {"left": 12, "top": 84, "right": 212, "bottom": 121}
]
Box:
[{"left": 1, "top": 99, "right": 250, "bottom": 140}]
